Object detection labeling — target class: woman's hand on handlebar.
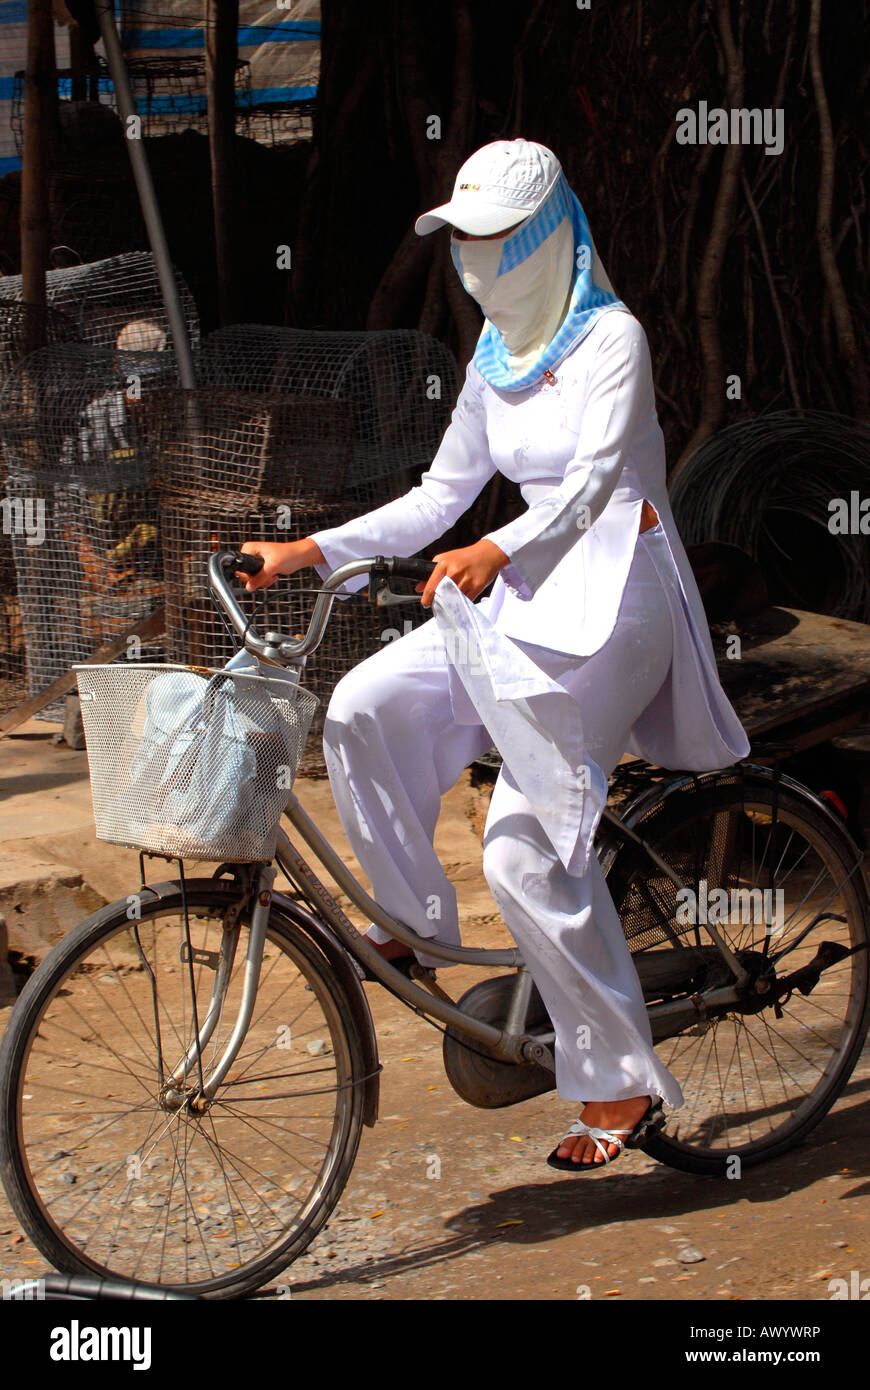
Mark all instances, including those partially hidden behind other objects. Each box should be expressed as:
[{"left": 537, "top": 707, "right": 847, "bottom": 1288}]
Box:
[
  {"left": 418, "top": 539, "right": 510, "bottom": 608},
  {"left": 238, "top": 538, "right": 325, "bottom": 592}
]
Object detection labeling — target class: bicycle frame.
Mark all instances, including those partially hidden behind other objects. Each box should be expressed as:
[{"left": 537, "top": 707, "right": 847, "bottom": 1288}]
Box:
[
  {"left": 272, "top": 789, "right": 756, "bottom": 1056},
  {"left": 158, "top": 797, "right": 718, "bottom": 1099},
  {"left": 169, "top": 552, "right": 791, "bottom": 1098},
  {"left": 236, "top": 756, "right": 862, "bottom": 1086}
]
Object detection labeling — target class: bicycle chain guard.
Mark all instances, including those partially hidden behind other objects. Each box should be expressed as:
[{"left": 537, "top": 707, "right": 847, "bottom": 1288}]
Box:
[{"left": 442, "top": 975, "right": 556, "bottom": 1109}]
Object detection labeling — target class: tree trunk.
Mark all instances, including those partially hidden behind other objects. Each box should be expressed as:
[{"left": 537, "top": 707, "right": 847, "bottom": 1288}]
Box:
[
  {"left": 20, "top": 0, "right": 56, "bottom": 343},
  {"left": 288, "top": 0, "right": 868, "bottom": 473},
  {"left": 673, "top": 0, "right": 745, "bottom": 477},
  {"left": 205, "top": 0, "right": 239, "bottom": 326},
  {"left": 808, "top": 0, "right": 869, "bottom": 416}
]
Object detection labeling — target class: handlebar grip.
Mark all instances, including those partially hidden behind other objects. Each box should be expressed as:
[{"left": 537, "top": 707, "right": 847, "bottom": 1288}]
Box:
[
  {"left": 390, "top": 558, "right": 437, "bottom": 582},
  {"left": 221, "top": 551, "right": 264, "bottom": 577}
]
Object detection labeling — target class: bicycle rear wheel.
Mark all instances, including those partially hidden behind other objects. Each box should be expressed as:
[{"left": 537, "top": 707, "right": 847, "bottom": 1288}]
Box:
[
  {"left": 0, "top": 879, "right": 366, "bottom": 1297},
  {"left": 607, "top": 767, "right": 870, "bottom": 1174}
]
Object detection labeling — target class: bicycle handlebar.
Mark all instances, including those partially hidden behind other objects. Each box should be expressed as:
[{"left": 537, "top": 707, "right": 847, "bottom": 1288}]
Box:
[
  {"left": 208, "top": 551, "right": 436, "bottom": 666},
  {"left": 385, "top": 557, "right": 438, "bottom": 583},
  {"left": 231, "top": 551, "right": 266, "bottom": 577}
]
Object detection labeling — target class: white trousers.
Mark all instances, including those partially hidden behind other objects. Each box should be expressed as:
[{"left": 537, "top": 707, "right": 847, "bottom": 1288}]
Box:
[{"left": 322, "top": 532, "right": 685, "bottom": 1109}]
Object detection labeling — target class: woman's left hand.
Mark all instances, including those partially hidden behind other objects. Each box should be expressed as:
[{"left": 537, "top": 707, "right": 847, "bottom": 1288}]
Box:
[{"left": 418, "top": 539, "right": 510, "bottom": 608}]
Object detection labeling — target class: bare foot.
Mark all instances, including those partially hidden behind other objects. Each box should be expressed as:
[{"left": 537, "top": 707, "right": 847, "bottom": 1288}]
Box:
[{"left": 554, "top": 1095, "right": 654, "bottom": 1166}]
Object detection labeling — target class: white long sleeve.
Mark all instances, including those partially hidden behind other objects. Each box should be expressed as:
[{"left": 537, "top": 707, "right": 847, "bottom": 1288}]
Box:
[
  {"left": 484, "top": 312, "right": 650, "bottom": 596},
  {"left": 307, "top": 307, "right": 751, "bottom": 779},
  {"left": 309, "top": 363, "right": 498, "bottom": 592}
]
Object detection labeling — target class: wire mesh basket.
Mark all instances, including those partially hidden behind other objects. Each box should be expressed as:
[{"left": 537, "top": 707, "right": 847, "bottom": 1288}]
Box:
[{"left": 74, "top": 663, "right": 319, "bottom": 863}]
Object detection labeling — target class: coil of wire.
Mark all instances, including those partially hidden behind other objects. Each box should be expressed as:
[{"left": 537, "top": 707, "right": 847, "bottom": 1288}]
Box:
[{"left": 670, "top": 411, "right": 870, "bottom": 622}]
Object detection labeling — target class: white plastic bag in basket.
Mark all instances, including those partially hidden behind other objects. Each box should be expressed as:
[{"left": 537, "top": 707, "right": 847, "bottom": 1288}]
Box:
[{"left": 128, "top": 654, "right": 292, "bottom": 853}]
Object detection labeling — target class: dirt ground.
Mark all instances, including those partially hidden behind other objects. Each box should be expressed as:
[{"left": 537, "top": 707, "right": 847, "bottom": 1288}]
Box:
[{"left": 1, "top": 721, "right": 868, "bottom": 1302}]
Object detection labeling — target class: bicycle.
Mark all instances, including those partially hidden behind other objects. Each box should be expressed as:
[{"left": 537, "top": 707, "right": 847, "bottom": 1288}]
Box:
[{"left": 1, "top": 551, "right": 868, "bottom": 1299}]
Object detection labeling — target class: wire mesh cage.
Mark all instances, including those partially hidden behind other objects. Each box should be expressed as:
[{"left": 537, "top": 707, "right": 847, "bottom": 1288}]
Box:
[
  {"left": 0, "top": 304, "right": 83, "bottom": 715},
  {"left": 158, "top": 492, "right": 417, "bottom": 775},
  {"left": 148, "top": 387, "right": 355, "bottom": 509},
  {"left": 0, "top": 302, "right": 83, "bottom": 389},
  {"left": 0, "top": 251, "right": 200, "bottom": 353},
  {"left": 11, "top": 58, "right": 254, "bottom": 149},
  {"left": 242, "top": 97, "right": 316, "bottom": 147},
  {"left": 75, "top": 661, "right": 318, "bottom": 862},
  {"left": 1, "top": 310, "right": 459, "bottom": 762},
  {"left": 195, "top": 325, "right": 462, "bottom": 507},
  {"left": 125, "top": 56, "right": 254, "bottom": 140},
  {"left": 0, "top": 343, "right": 176, "bottom": 718}
]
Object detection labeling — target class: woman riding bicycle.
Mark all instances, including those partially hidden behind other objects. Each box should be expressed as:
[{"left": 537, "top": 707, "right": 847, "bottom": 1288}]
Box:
[{"left": 241, "top": 139, "right": 750, "bottom": 1171}]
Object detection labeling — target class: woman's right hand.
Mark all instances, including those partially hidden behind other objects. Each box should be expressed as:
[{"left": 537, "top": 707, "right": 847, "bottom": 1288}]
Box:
[{"left": 238, "top": 538, "right": 325, "bottom": 592}]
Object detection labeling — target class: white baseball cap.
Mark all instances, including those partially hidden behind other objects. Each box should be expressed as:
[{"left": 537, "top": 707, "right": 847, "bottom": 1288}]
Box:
[{"left": 415, "top": 139, "right": 562, "bottom": 236}]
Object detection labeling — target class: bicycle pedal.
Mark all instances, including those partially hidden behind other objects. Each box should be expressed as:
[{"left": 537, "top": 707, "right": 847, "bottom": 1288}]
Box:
[
  {"left": 409, "top": 963, "right": 454, "bottom": 1003},
  {"left": 625, "top": 1100, "right": 667, "bottom": 1149},
  {"left": 358, "top": 953, "right": 416, "bottom": 984}
]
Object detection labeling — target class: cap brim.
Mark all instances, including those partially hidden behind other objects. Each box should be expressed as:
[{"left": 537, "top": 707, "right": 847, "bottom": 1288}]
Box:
[{"left": 414, "top": 200, "right": 531, "bottom": 237}]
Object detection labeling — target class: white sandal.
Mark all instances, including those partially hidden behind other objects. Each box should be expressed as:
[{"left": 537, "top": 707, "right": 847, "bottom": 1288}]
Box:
[{"left": 546, "top": 1097, "right": 665, "bottom": 1172}]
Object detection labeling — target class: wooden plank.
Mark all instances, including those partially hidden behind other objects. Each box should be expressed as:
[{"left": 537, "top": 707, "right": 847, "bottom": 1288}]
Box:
[
  {"left": 0, "top": 607, "right": 165, "bottom": 736},
  {"left": 713, "top": 606, "right": 870, "bottom": 737}
]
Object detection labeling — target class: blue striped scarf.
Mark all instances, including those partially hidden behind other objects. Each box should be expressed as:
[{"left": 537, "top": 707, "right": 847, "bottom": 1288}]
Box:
[{"left": 451, "top": 173, "right": 627, "bottom": 393}]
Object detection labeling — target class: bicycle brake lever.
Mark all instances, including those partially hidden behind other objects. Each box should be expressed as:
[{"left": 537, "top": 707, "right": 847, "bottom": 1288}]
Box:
[
  {"left": 373, "top": 584, "right": 423, "bottom": 608},
  {"left": 368, "top": 559, "right": 426, "bottom": 609}
]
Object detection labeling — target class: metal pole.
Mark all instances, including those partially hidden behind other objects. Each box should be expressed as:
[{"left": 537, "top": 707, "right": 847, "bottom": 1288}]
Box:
[{"left": 94, "top": 1, "right": 196, "bottom": 387}]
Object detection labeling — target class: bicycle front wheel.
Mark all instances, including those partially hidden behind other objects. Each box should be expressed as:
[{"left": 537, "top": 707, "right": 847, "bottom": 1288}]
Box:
[
  {"left": 607, "top": 767, "right": 870, "bottom": 1174},
  {"left": 0, "top": 879, "right": 367, "bottom": 1298}
]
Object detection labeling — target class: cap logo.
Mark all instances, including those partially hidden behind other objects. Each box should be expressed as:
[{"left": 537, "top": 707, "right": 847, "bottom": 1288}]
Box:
[{"left": 459, "top": 182, "right": 481, "bottom": 190}]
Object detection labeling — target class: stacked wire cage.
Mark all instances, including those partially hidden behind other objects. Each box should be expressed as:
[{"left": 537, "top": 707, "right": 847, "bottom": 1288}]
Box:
[
  {"left": 0, "top": 255, "right": 199, "bottom": 721},
  {"left": 194, "top": 326, "right": 461, "bottom": 508},
  {"left": 120, "top": 57, "right": 253, "bottom": 140},
  {"left": 0, "top": 251, "right": 201, "bottom": 353},
  {"left": 0, "top": 341, "right": 181, "bottom": 720},
  {"left": 11, "top": 58, "right": 254, "bottom": 147},
  {"left": 151, "top": 387, "right": 377, "bottom": 775},
  {"left": 155, "top": 327, "right": 462, "bottom": 772},
  {"left": 0, "top": 303, "right": 83, "bottom": 718}
]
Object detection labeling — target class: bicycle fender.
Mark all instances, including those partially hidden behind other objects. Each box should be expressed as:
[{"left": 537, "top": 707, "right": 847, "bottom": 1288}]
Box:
[
  {"left": 617, "top": 761, "right": 867, "bottom": 855},
  {"left": 270, "top": 891, "right": 381, "bottom": 1129}
]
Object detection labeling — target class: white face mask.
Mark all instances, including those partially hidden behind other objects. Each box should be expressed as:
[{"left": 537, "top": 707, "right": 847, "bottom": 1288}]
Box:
[
  {"left": 451, "top": 236, "right": 505, "bottom": 303},
  {"left": 451, "top": 214, "right": 616, "bottom": 366},
  {"left": 451, "top": 218, "right": 574, "bottom": 360}
]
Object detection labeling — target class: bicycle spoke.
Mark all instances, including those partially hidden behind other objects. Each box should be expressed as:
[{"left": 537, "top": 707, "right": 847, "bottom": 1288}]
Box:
[
  {"left": 37, "top": 1000, "right": 157, "bottom": 1099},
  {"left": 212, "top": 1096, "right": 335, "bottom": 1157},
  {"left": 193, "top": 1116, "right": 297, "bottom": 1234},
  {"left": 615, "top": 773, "right": 870, "bottom": 1164},
  {"left": 8, "top": 893, "right": 363, "bottom": 1292}
]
